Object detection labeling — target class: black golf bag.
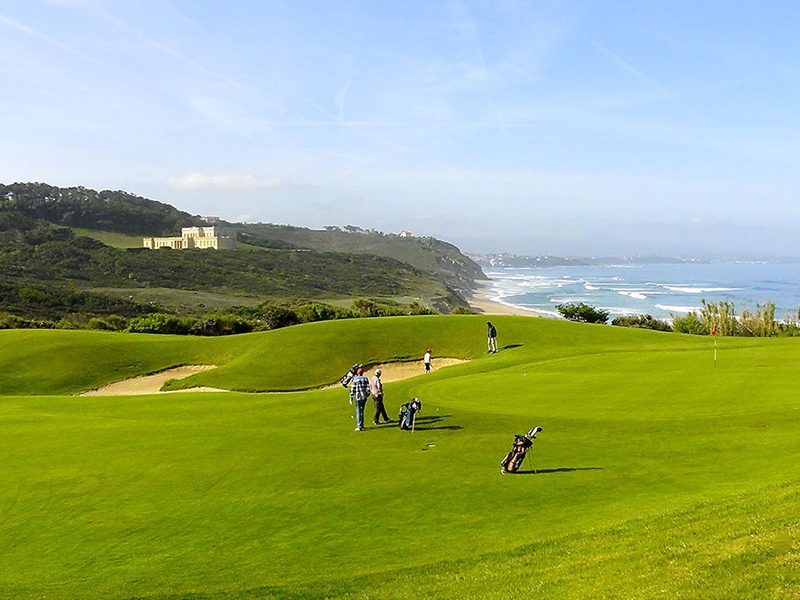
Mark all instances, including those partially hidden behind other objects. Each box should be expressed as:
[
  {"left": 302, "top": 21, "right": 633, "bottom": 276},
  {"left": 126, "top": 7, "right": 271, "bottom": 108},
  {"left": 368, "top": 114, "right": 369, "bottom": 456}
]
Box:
[
  {"left": 339, "top": 363, "right": 362, "bottom": 388},
  {"left": 500, "top": 426, "right": 542, "bottom": 473},
  {"left": 398, "top": 398, "right": 422, "bottom": 430}
]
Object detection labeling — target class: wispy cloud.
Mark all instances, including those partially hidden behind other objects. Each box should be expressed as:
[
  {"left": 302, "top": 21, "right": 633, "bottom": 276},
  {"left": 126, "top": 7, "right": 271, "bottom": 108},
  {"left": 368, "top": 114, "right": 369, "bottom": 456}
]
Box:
[
  {"left": 589, "top": 39, "right": 672, "bottom": 99},
  {"left": 0, "top": 13, "right": 91, "bottom": 61},
  {"left": 167, "top": 173, "right": 285, "bottom": 192}
]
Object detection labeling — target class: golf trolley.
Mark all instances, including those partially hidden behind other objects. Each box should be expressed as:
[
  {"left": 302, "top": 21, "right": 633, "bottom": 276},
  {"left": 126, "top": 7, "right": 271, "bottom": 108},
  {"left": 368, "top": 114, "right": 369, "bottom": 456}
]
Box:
[
  {"left": 500, "top": 426, "right": 542, "bottom": 474},
  {"left": 398, "top": 398, "right": 422, "bottom": 431}
]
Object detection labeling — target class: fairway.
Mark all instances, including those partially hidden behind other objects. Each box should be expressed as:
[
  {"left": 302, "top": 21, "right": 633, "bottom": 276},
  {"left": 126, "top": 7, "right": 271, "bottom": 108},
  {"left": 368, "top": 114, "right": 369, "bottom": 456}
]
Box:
[{"left": 1, "top": 315, "right": 799, "bottom": 598}]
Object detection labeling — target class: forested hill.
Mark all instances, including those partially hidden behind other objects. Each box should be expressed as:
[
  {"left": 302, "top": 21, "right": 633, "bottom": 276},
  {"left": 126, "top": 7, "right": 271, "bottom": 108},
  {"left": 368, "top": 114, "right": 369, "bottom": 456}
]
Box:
[
  {"left": 0, "top": 182, "right": 480, "bottom": 325},
  {"left": 1, "top": 182, "right": 484, "bottom": 295},
  {"left": 241, "top": 223, "right": 485, "bottom": 294},
  {"left": 0, "top": 182, "right": 205, "bottom": 236}
]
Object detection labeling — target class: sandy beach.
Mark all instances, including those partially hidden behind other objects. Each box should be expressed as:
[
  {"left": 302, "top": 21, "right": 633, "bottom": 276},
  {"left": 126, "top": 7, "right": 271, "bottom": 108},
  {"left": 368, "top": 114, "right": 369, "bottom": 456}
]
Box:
[{"left": 467, "top": 280, "right": 540, "bottom": 316}]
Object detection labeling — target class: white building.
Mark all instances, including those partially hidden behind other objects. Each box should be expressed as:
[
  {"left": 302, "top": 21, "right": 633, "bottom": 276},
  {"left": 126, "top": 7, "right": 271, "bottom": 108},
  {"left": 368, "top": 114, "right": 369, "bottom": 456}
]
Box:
[{"left": 143, "top": 226, "right": 237, "bottom": 250}]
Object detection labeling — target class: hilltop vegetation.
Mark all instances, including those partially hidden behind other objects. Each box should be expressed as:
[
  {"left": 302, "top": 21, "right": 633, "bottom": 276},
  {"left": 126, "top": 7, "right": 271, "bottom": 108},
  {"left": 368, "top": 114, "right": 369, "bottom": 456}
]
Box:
[
  {"left": 242, "top": 223, "right": 484, "bottom": 293},
  {"left": 0, "top": 316, "right": 798, "bottom": 598},
  {"left": 0, "top": 183, "right": 481, "bottom": 323}
]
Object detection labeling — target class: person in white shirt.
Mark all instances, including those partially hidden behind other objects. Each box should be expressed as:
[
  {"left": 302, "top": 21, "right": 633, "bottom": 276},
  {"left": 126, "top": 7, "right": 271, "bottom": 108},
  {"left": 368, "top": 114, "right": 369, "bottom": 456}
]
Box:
[
  {"left": 423, "top": 348, "right": 432, "bottom": 373},
  {"left": 369, "top": 369, "right": 391, "bottom": 424}
]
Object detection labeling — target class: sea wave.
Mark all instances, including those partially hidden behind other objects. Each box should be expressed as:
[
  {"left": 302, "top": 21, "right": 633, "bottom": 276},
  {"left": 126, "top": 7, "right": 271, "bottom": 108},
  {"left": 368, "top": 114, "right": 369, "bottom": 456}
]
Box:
[
  {"left": 616, "top": 290, "right": 648, "bottom": 300},
  {"left": 662, "top": 285, "right": 741, "bottom": 294},
  {"left": 655, "top": 304, "right": 699, "bottom": 314}
]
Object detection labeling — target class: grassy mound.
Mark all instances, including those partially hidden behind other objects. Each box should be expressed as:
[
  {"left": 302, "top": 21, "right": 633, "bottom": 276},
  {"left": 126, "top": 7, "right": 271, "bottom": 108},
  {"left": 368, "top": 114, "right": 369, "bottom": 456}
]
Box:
[{"left": 0, "top": 316, "right": 798, "bottom": 598}]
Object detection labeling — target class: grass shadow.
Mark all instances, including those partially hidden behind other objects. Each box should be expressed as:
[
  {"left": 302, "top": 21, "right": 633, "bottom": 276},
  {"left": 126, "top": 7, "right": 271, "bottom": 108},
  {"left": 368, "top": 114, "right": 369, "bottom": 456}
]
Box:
[
  {"left": 514, "top": 467, "right": 603, "bottom": 475},
  {"left": 500, "top": 344, "right": 523, "bottom": 351},
  {"left": 402, "top": 414, "right": 464, "bottom": 431}
]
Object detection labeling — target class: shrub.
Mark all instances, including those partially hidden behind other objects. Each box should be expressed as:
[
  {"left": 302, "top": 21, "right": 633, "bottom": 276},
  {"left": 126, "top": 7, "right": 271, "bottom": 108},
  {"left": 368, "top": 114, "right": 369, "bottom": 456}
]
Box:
[
  {"left": 739, "top": 301, "right": 777, "bottom": 337},
  {"left": 699, "top": 299, "right": 739, "bottom": 336},
  {"left": 409, "top": 301, "right": 435, "bottom": 315},
  {"left": 86, "top": 315, "right": 128, "bottom": 331},
  {"left": 352, "top": 298, "right": 404, "bottom": 317},
  {"left": 294, "top": 302, "right": 354, "bottom": 323},
  {"left": 127, "top": 313, "right": 187, "bottom": 334},
  {"left": 260, "top": 305, "right": 300, "bottom": 330},
  {"left": 611, "top": 314, "right": 672, "bottom": 332},
  {"left": 671, "top": 312, "right": 709, "bottom": 335},
  {"left": 451, "top": 306, "right": 475, "bottom": 315},
  {"left": 0, "top": 313, "right": 55, "bottom": 329},
  {"left": 187, "top": 314, "right": 254, "bottom": 336},
  {"left": 556, "top": 302, "right": 609, "bottom": 324}
]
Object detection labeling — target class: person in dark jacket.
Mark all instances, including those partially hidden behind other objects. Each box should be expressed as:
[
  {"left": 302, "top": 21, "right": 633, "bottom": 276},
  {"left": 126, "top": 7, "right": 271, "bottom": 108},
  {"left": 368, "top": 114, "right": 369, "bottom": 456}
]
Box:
[{"left": 487, "top": 321, "right": 498, "bottom": 353}]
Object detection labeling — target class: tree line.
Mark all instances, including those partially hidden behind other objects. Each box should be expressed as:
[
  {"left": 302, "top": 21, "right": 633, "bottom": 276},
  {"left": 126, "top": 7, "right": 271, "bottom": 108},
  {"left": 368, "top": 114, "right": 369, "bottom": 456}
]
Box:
[{"left": 556, "top": 301, "right": 800, "bottom": 337}]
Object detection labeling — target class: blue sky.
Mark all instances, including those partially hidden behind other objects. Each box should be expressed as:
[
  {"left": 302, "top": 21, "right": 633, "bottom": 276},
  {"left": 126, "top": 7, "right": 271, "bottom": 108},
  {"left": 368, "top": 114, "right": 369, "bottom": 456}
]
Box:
[{"left": 2, "top": 0, "right": 799, "bottom": 256}]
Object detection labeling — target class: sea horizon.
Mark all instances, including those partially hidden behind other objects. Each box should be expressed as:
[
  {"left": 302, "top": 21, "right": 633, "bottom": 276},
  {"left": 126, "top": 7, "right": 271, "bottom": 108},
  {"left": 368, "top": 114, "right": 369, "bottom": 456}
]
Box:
[{"left": 483, "top": 260, "right": 800, "bottom": 321}]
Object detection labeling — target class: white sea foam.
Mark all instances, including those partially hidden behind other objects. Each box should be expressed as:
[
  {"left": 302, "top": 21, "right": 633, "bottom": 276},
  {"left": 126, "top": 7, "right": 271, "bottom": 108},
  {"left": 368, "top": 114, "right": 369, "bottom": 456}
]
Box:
[
  {"left": 616, "top": 290, "right": 648, "bottom": 300},
  {"left": 662, "top": 285, "right": 741, "bottom": 294},
  {"left": 655, "top": 304, "right": 699, "bottom": 314}
]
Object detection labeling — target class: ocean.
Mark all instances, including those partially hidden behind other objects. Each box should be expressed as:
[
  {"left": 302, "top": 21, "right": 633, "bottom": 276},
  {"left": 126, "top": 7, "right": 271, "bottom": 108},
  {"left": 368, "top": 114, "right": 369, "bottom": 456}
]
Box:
[{"left": 483, "top": 262, "right": 800, "bottom": 320}]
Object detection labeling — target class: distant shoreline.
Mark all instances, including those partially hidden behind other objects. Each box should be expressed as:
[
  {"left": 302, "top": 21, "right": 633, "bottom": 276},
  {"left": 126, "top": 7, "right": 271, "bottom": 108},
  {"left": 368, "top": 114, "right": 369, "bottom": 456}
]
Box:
[{"left": 467, "top": 280, "right": 542, "bottom": 317}]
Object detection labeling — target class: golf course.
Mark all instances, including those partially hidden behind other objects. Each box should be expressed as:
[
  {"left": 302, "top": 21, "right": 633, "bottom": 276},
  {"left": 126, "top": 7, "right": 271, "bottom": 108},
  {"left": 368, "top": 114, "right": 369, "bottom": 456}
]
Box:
[{"left": 1, "top": 314, "right": 798, "bottom": 598}]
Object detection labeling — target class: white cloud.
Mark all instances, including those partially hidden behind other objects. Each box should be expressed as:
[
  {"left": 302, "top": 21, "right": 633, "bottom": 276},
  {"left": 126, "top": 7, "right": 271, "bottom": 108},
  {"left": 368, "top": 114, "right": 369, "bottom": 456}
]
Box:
[{"left": 166, "top": 173, "right": 284, "bottom": 191}]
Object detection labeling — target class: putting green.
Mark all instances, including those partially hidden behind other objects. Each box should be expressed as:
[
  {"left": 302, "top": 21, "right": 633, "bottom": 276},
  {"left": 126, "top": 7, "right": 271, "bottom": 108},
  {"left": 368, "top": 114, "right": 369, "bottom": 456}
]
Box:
[{"left": 0, "top": 316, "right": 798, "bottom": 598}]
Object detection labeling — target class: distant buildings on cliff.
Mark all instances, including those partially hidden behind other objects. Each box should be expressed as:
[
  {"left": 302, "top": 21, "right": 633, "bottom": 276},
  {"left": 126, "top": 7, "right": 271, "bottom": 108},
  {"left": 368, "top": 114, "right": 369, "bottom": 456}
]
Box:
[{"left": 143, "top": 226, "right": 236, "bottom": 250}]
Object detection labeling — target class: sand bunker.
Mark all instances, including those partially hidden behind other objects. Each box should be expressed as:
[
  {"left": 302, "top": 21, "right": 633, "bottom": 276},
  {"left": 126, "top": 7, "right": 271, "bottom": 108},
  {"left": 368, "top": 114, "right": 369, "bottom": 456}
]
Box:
[
  {"left": 80, "top": 358, "right": 470, "bottom": 396},
  {"left": 361, "top": 358, "right": 467, "bottom": 383},
  {"left": 80, "top": 365, "right": 225, "bottom": 396}
]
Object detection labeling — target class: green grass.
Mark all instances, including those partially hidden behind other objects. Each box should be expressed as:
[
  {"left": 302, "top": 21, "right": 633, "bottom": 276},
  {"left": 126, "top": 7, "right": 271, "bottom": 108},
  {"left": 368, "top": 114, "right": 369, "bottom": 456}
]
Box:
[
  {"left": 71, "top": 227, "right": 145, "bottom": 248},
  {"left": 0, "top": 316, "right": 799, "bottom": 598}
]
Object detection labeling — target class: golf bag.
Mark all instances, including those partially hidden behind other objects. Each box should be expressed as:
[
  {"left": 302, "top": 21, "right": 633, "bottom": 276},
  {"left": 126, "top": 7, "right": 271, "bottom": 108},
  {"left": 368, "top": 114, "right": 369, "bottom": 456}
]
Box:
[
  {"left": 339, "top": 363, "right": 362, "bottom": 388},
  {"left": 500, "top": 426, "right": 542, "bottom": 473},
  {"left": 398, "top": 398, "right": 422, "bottom": 430}
]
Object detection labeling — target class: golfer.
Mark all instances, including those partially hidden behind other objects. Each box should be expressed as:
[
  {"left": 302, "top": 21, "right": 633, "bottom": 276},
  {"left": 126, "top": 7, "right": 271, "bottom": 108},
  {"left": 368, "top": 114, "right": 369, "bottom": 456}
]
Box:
[
  {"left": 423, "top": 348, "right": 432, "bottom": 373},
  {"left": 370, "top": 369, "right": 391, "bottom": 424},
  {"left": 349, "top": 367, "right": 370, "bottom": 431},
  {"left": 487, "top": 321, "right": 498, "bottom": 353}
]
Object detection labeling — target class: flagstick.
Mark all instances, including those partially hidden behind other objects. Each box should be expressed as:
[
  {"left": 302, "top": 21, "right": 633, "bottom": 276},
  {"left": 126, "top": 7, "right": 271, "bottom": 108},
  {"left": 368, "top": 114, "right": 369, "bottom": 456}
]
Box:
[{"left": 714, "top": 337, "right": 717, "bottom": 366}]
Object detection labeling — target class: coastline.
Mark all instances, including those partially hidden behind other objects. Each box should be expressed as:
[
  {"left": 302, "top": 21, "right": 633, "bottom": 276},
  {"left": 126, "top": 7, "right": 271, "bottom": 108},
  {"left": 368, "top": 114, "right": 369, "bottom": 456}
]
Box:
[{"left": 467, "top": 280, "right": 541, "bottom": 317}]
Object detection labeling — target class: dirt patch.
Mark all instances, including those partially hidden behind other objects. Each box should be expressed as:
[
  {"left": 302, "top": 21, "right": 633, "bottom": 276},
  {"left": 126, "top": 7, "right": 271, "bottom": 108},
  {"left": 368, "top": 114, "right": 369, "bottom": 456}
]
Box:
[
  {"left": 322, "top": 358, "right": 469, "bottom": 389},
  {"left": 365, "top": 358, "right": 468, "bottom": 382},
  {"left": 80, "top": 365, "right": 225, "bottom": 396},
  {"left": 80, "top": 358, "right": 471, "bottom": 396}
]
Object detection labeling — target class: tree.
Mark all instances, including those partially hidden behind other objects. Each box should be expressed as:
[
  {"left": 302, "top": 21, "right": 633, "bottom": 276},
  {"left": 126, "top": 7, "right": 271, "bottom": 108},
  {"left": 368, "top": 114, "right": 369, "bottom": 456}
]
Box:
[{"left": 556, "top": 302, "right": 609, "bottom": 324}]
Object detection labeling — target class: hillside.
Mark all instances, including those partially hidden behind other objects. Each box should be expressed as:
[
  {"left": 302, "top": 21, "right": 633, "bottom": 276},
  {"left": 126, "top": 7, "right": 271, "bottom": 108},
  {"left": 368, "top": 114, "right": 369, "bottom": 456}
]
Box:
[
  {"left": 241, "top": 223, "right": 485, "bottom": 294},
  {"left": 0, "top": 183, "right": 480, "bottom": 321},
  {"left": 0, "top": 317, "right": 798, "bottom": 598}
]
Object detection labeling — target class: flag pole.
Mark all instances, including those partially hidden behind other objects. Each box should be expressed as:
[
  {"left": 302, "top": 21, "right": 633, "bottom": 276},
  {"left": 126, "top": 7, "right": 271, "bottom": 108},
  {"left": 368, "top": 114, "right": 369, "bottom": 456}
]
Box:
[{"left": 712, "top": 323, "right": 717, "bottom": 366}]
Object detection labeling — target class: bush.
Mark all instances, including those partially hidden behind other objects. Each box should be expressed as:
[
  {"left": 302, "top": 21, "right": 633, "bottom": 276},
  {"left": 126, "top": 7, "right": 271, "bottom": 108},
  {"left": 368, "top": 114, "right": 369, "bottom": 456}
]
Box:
[
  {"left": 260, "top": 305, "right": 301, "bottom": 330},
  {"left": 699, "top": 300, "right": 739, "bottom": 336},
  {"left": 0, "top": 313, "right": 55, "bottom": 329},
  {"left": 611, "top": 314, "right": 672, "bottom": 332},
  {"left": 187, "top": 314, "right": 253, "bottom": 336},
  {"left": 556, "top": 302, "right": 609, "bottom": 324},
  {"left": 352, "top": 298, "right": 404, "bottom": 317},
  {"left": 671, "top": 312, "right": 709, "bottom": 335},
  {"left": 451, "top": 306, "right": 475, "bottom": 315},
  {"left": 294, "top": 302, "right": 354, "bottom": 323},
  {"left": 86, "top": 315, "right": 128, "bottom": 331},
  {"left": 127, "top": 313, "right": 187, "bottom": 334},
  {"left": 409, "top": 301, "right": 434, "bottom": 315}
]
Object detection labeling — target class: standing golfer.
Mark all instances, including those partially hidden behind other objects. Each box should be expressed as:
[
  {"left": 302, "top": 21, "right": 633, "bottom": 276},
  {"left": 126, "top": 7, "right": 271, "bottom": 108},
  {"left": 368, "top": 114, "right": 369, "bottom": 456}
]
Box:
[
  {"left": 370, "top": 369, "right": 391, "bottom": 424},
  {"left": 349, "top": 367, "right": 370, "bottom": 431},
  {"left": 423, "top": 348, "right": 432, "bottom": 373},
  {"left": 487, "top": 321, "right": 498, "bottom": 353}
]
